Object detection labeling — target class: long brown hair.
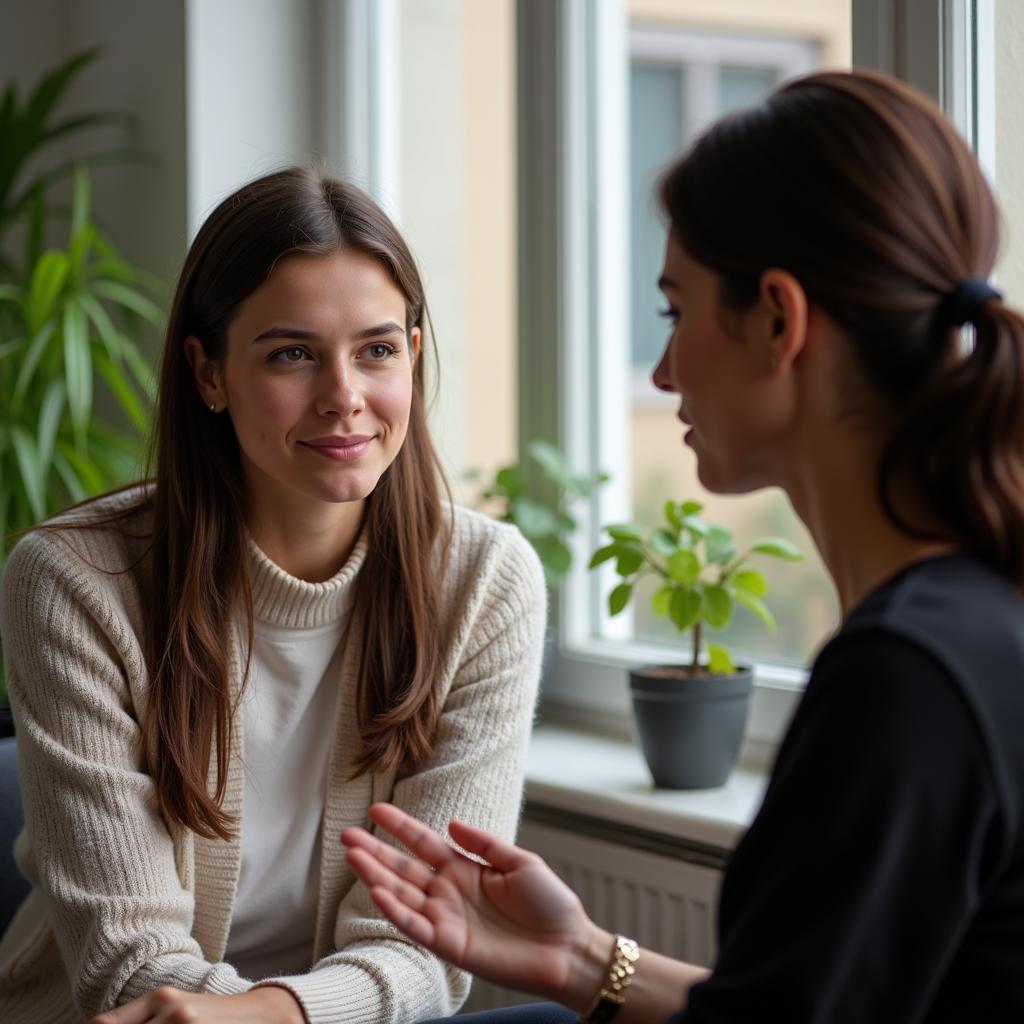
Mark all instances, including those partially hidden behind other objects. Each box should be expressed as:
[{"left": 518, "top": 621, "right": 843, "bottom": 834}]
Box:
[
  {"left": 60, "top": 168, "right": 450, "bottom": 839},
  {"left": 660, "top": 69, "right": 1024, "bottom": 584}
]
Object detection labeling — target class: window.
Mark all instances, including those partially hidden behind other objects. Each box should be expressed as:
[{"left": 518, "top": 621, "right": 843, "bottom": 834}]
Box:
[{"left": 517, "top": 1, "right": 851, "bottom": 744}]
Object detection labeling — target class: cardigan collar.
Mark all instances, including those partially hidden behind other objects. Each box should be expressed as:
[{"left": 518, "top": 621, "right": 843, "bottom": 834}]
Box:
[{"left": 247, "top": 531, "right": 368, "bottom": 629}]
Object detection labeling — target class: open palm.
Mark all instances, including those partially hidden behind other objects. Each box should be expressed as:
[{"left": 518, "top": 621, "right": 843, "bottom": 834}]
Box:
[{"left": 342, "top": 803, "right": 597, "bottom": 1001}]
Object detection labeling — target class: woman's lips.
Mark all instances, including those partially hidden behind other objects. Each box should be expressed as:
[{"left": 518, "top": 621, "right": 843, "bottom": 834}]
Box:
[{"left": 300, "top": 437, "right": 374, "bottom": 462}]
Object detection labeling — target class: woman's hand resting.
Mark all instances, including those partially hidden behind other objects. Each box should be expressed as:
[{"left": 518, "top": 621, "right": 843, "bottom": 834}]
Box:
[
  {"left": 341, "top": 802, "right": 613, "bottom": 1009},
  {"left": 90, "top": 984, "right": 305, "bottom": 1024}
]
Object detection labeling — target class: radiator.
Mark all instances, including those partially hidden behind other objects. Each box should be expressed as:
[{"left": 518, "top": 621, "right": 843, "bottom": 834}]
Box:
[{"left": 461, "top": 813, "right": 724, "bottom": 1013}]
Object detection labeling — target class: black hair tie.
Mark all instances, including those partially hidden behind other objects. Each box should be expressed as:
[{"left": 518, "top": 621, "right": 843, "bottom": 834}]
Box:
[{"left": 938, "top": 276, "right": 1003, "bottom": 327}]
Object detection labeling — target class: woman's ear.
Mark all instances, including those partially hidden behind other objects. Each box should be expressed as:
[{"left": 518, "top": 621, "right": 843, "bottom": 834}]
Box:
[
  {"left": 758, "top": 268, "right": 808, "bottom": 373},
  {"left": 183, "top": 336, "right": 226, "bottom": 411},
  {"left": 409, "top": 326, "right": 422, "bottom": 366}
]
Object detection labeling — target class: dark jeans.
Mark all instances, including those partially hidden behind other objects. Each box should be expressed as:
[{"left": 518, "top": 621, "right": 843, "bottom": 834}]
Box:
[{"left": 420, "top": 1005, "right": 577, "bottom": 1024}]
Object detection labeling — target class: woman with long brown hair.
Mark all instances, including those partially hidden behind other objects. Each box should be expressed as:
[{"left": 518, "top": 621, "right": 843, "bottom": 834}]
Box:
[
  {"left": 0, "top": 168, "right": 546, "bottom": 1024},
  {"left": 341, "top": 69, "right": 1024, "bottom": 1022}
]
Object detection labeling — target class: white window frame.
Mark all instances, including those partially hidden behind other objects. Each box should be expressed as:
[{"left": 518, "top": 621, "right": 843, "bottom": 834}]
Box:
[{"left": 520, "top": 0, "right": 986, "bottom": 758}]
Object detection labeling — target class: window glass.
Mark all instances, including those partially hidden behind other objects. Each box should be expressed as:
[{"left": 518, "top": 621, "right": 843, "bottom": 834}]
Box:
[{"left": 623, "top": 3, "right": 851, "bottom": 666}]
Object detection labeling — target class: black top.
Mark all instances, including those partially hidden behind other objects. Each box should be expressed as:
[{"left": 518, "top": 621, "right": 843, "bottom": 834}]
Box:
[{"left": 674, "top": 554, "right": 1024, "bottom": 1023}]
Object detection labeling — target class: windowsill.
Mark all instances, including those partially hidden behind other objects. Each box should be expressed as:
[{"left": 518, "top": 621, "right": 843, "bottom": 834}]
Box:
[{"left": 525, "top": 723, "right": 769, "bottom": 851}]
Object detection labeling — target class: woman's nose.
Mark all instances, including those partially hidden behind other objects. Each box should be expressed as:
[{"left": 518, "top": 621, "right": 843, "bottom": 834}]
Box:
[
  {"left": 652, "top": 337, "right": 676, "bottom": 393},
  {"left": 316, "top": 363, "right": 364, "bottom": 418}
]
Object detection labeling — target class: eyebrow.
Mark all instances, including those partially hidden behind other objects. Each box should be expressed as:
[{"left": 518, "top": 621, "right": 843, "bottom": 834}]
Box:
[{"left": 251, "top": 320, "right": 406, "bottom": 344}]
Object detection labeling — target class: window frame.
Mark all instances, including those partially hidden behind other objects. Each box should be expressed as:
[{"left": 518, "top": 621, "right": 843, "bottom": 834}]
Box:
[{"left": 517, "top": 0, "right": 984, "bottom": 755}]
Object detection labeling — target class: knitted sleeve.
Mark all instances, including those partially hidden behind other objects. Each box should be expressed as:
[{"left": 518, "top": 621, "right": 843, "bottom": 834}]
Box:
[
  {"left": 263, "top": 514, "right": 548, "bottom": 1024},
  {"left": 0, "top": 529, "right": 254, "bottom": 1021}
]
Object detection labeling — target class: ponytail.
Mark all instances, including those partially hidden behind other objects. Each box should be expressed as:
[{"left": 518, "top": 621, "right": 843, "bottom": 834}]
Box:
[{"left": 879, "top": 300, "right": 1024, "bottom": 586}]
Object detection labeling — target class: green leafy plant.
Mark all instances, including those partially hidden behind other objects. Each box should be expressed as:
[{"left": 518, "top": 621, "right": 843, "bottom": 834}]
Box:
[
  {"left": 0, "top": 163, "right": 160, "bottom": 567},
  {"left": 0, "top": 47, "right": 139, "bottom": 279},
  {"left": 470, "top": 439, "right": 608, "bottom": 586},
  {"left": 590, "top": 499, "right": 803, "bottom": 674}
]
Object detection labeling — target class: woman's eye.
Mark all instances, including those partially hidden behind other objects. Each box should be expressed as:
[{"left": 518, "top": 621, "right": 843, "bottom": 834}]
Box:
[
  {"left": 271, "top": 345, "right": 309, "bottom": 363},
  {"left": 363, "top": 342, "right": 398, "bottom": 361},
  {"left": 659, "top": 306, "right": 680, "bottom": 324}
]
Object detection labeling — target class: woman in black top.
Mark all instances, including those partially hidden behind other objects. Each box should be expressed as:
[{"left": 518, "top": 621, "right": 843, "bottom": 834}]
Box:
[{"left": 338, "top": 69, "right": 1024, "bottom": 1023}]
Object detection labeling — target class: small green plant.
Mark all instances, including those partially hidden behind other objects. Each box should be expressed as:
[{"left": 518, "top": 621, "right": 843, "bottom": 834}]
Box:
[
  {"left": 590, "top": 499, "right": 803, "bottom": 674},
  {"left": 470, "top": 439, "right": 608, "bottom": 586}
]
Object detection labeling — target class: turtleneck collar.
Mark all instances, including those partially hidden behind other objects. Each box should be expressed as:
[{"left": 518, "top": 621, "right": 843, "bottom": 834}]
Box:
[{"left": 247, "top": 532, "right": 368, "bottom": 629}]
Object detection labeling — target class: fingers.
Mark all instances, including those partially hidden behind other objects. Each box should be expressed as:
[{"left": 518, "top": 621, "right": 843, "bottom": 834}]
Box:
[
  {"left": 366, "top": 803, "right": 460, "bottom": 870},
  {"left": 447, "top": 818, "right": 535, "bottom": 872},
  {"left": 369, "top": 884, "right": 438, "bottom": 949},
  {"left": 345, "top": 846, "right": 432, "bottom": 912},
  {"left": 90, "top": 986, "right": 169, "bottom": 1023},
  {"left": 341, "top": 825, "right": 437, "bottom": 889}
]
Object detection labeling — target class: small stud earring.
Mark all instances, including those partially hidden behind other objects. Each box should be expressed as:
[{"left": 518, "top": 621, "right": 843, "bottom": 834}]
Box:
[{"left": 209, "top": 402, "right": 216, "bottom": 412}]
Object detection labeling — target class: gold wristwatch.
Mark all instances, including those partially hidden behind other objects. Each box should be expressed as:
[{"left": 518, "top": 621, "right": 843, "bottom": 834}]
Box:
[{"left": 580, "top": 934, "right": 640, "bottom": 1024}]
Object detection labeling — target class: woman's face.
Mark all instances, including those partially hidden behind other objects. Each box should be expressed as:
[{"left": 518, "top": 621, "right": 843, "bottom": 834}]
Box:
[
  {"left": 652, "top": 234, "right": 789, "bottom": 494},
  {"left": 188, "top": 250, "right": 419, "bottom": 513}
]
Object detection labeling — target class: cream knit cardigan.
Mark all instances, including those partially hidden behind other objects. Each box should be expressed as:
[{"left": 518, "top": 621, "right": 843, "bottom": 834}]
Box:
[{"left": 0, "top": 493, "right": 546, "bottom": 1024}]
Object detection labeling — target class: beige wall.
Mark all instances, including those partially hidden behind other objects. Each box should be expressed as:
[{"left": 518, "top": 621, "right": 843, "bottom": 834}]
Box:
[{"left": 630, "top": 0, "right": 851, "bottom": 66}]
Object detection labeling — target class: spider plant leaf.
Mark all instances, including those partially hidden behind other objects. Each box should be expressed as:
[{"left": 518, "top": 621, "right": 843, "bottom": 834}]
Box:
[
  {"left": 11, "top": 425, "right": 46, "bottom": 522},
  {"left": 70, "top": 162, "right": 90, "bottom": 238},
  {"left": 24, "top": 182, "right": 46, "bottom": 274},
  {"left": 91, "top": 279, "right": 164, "bottom": 327},
  {"left": 78, "top": 290, "right": 122, "bottom": 364},
  {"left": 26, "top": 250, "right": 69, "bottom": 333},
  {"left": 94, "top": 348, "right": 147, "bottom": 432},
  {"left": 52, "top": 449, "right": 86, "bottom": 502},
  {"left": 37, "top": 377, "right": 66, "bottom": 467},
  {"left": 55, "top": 439, "right": 105, "bottom": 494},
  {"left": 119, "top": 341, "right": 157, "bottom": 401},
  {"left": 12, "top": 320, "right": 56, "bottom": 411},
  {"left": 63, "top": 301, "right": 92, "bottom": 445},
  {"left": 23, "top": 48, "right": 103, "bottom": 136}
]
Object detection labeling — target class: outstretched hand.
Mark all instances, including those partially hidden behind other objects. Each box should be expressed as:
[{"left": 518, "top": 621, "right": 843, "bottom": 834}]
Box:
[{"left": 341, "top": 803, "right": 610, "bottom": 1007}]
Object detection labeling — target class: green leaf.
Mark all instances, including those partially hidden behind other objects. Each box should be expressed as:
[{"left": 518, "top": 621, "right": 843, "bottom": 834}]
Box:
[
  {"left": 735, "top": 589, "right": 776, "bottom": 630},
  {"left": 494, "top": 465, "right": 524, "bottom": 497},
  {"left": 608, "top": 581, "right": 633, "bottom": 616},
  {"left": 615, "top": 549, "right": 644, "bottom": 577},
  {"left": 702, "top": 583, "right": 733, "bottom": 629},
  {"left": 534, "top": 536, "right": 572, "bottom": 578},
  {"left": 119, "top": 340, "right": 157, "bottom": 401},
  {"left": 63, "top": 301, "right": 92, "bottom": 444},
  {"left": 589, "top": 543, "right": 621, "bottom": 569},
  {"left": 605, "top": 522, "right": 644, "bottom": 543},
  {"left": 751, "top": 537, "right": 804, "bottom": 561},
  {"left": 733, "top": 569, "right": 767, "bottom": 597},
  {"left": 670, "top": 587, "right": 702, "bottom": 631},
  {"left": 651, "top": 586, "right": 673, "bottom": 618},
  {"left": 77, "top": 291, "right": 122, "bottom": 361},
  {"left": 26, "top": 250, "right": 69, "bottom": 332},
  {"left": 707, "top": 642, "right": 736, "bottom": 675},
  {"left": 681, "top": 500, "right": 703, "bottom": 515},
  {"left": 649, "top": 527, "right": 677, "bottom": 556},
  {"left": 10, "top": 426, "right": 46, "bottom": 521},
  {"left": 527, "top": 439, "right": 571, "bottom": 486},
  {"left": 23, "top": 47, "right": 103, "bottom": 134},
  {"left": 682, "top": 514, "right": 709, "bottom": 538},
  {"left": 95, "top": 348, "right": 147, "bottom": 432},
  {"left": 0, "top": 283, "right": 23, "bottom": 305},
  {"left": 12, "top": 320, "right": 56, "bottom": 410},
  {"left": 511, "top": 496, "right": 560, "bottom": 538},
  {"left": 666, "top": 548, "right": 700, "bottom": 583},
  {"left": 52, "top": 450, "right": 86, "bottom": 502},
  {"left": 55, "top": 439, "right": 105, "bottom": 494},
  {"left": 664, "top": 500, "right": 683, "bottom": 529},
  {"left": 37, "top": 377, "right": 66, "bottom": 466},
  {"left": 706, "top": 525, "right": 737, "bottom": 565},
  {"left": 91, "top": 279, "right": 164, "bottom": 327}
]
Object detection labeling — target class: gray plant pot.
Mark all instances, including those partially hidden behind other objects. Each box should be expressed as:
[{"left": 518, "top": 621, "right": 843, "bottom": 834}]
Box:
[{"left": 629, "top": 665, "right": 753, "bottom": 789}]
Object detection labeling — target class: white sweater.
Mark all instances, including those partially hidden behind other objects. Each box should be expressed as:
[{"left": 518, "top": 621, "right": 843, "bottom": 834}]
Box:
[{"left": 0, "top": 493, "right": 546, "bottom": 1024}]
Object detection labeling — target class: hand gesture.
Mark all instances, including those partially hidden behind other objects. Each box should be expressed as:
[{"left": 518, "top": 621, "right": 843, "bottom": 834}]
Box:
[
  {"left": 89, "top": 985, "right": 304, "bottom": 1024},
  {"left": 342, "top": 803, "right": 610, "bottom": 1005}
]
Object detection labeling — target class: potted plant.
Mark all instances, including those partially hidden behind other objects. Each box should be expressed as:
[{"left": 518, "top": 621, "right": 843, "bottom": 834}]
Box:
[
  {"left": 469, "top": 439, "right": 608, "bottom": 588},
  {"left": 590, "top": 499, "right": 802, "bottom": 788}
]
